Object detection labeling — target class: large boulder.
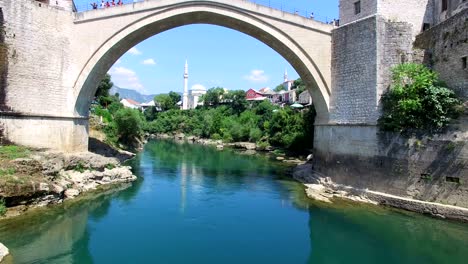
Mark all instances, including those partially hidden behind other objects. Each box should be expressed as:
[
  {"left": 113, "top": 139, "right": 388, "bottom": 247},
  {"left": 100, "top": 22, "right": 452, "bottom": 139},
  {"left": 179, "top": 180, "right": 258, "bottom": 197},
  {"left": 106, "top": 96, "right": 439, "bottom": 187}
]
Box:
[
  {"left": 0, "top": 242, "right": 9, "bottom": 262},
  {"left": 232, "top": 142, "right": 256, "bottom": 150}
]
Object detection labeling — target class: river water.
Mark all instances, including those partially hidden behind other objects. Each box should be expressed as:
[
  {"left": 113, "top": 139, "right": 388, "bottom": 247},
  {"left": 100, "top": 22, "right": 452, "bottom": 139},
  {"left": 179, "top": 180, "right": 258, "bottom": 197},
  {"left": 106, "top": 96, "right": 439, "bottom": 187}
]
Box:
[{"left": 1, "top": 140, "right": 468, "bottom": 263}]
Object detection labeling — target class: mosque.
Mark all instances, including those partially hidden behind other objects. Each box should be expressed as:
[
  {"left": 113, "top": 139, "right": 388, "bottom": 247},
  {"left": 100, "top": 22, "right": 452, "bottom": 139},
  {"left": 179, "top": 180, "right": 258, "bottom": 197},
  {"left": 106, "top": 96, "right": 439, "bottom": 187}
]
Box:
[{"left": 182, "top": 61, "right": 207, "bottom": 110}]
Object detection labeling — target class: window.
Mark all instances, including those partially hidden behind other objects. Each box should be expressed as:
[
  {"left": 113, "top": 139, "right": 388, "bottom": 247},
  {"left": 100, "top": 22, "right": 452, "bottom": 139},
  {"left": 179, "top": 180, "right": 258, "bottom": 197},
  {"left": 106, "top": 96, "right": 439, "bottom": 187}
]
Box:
[
  {"left": 354, "top": 1, "right": 361, "bottom": 15},
  {"left": 442, "top": 0, "right": 448, "bottom": 12},
  {"left": 463, "top": 56, "right": 467, "bottom": 70}
]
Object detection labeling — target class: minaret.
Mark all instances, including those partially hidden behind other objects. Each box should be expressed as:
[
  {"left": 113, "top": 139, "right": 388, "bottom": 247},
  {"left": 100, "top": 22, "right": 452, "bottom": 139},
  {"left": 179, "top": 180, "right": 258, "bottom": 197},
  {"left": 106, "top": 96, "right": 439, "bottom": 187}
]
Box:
[
  {"left": 182, "top": 60, "right": 189, "bottom": 110},
  {"left": 283, "top": 69, "right": 291, "bottom": 91}
]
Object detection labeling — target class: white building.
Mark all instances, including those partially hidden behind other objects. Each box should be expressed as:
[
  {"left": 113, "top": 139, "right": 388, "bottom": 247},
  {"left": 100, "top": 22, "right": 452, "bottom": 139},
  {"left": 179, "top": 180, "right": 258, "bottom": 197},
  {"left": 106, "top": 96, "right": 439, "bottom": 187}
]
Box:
[
  {"left": 182, "top": 61, "right": 207, "bottom": 110},
  {"left": 120, "top": 98, "right": 140, "bottom": 109}
]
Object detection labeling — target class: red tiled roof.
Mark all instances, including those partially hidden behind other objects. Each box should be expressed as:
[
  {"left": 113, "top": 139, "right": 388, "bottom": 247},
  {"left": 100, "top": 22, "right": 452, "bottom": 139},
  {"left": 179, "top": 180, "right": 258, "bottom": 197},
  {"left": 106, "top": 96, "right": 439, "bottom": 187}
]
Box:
[{"left": 124, "top": 98, "right": 140, "bottom": 105}]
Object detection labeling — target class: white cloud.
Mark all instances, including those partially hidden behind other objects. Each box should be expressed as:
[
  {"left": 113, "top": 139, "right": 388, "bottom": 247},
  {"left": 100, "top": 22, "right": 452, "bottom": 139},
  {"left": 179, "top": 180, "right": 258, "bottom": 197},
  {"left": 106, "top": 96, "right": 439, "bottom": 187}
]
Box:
[
  {"left": 244, "top": 69, "right": 268, "bottom": 83},
  {"left": 108, "top": 66, "right": 146, "bottom": 94},
  {"left": 127, "top": 47, "right": 142, "bottom": 55},
  {"left": 142, "top": 58, "right": 156, "bottom": 65}
]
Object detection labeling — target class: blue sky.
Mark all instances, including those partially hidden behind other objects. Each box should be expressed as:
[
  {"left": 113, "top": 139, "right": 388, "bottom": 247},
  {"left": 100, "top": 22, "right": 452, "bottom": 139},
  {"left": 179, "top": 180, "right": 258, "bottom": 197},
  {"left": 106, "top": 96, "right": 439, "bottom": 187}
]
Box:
[{"left": 74, "top": 0, "right": 339, "bottom": 96}]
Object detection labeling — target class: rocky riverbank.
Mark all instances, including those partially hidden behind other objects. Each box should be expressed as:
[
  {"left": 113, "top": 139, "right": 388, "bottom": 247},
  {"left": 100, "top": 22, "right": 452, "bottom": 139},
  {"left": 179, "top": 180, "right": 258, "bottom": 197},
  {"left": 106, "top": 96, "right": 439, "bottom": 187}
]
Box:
[
  {"left": 0, "top": 146, "right": 137, "bottom": 219},
  {"left": 293, "top": 163, "right": 468, "bottom": 222}
]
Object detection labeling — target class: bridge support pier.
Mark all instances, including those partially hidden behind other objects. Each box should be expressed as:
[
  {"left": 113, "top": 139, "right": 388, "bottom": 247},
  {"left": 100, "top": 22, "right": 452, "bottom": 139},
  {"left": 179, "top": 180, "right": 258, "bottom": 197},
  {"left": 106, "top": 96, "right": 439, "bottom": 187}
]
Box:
[
  {"left": 314, "top": 124, "right": 380, "bottom": 159},
  {"left": 0, "top": 114, "right": 89, "bottom": 152}
]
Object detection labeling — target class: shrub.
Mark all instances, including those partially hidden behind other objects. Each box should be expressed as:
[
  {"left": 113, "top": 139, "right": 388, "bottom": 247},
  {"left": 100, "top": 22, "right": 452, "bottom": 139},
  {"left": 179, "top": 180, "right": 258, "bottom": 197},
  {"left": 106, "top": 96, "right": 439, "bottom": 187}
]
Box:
[
  {"left": 379, "top": 63, "right": 461, "bottom": 134},
  {"left": 114, "top": 108, "right": 143, "bottom": 143}
]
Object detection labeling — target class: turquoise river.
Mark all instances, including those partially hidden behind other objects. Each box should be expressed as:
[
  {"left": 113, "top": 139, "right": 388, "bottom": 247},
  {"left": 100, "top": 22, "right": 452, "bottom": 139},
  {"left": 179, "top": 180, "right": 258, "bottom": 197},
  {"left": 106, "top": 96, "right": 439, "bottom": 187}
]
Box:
[{"left": 1, "top": 140, "right": 468, "bottom": 263}]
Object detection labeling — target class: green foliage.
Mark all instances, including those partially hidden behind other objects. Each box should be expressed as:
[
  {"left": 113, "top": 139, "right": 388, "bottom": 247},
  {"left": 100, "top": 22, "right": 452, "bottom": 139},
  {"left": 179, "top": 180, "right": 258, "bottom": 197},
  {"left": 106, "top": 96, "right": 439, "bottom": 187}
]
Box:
[
  {"left": 0, "top": 145, "right": 30, "bottom": 160},
  {"left": 141, "top": 98, "right": 315, "bottom": 152},
  {"left": 154, "top": 93, "right": 179, "bottom": 111},
  {"left": 114, "top": 108, "right": 143, "bottom": 143},
  {"left": 95, "top": 73, "right": 113, "bottom": 98},
  {"left": 202, "top": 87, "right": 225, "bottom": 107},
  {"left": 0, "top": 167, "right": 16, "bottom": 176},
  {"left": 168, "top": 91, "right": 181, "bottom": 105},
  {"left": 73, "top": 161, "right": 87, "bottom": 173},
  {"left": 93, "top": 106, "right": 113, "bottom": 123},
  {"left": 379, "top": 63, "right": 461, "bottom": 134},
  {"left": 274, "top": 84, "right": 285, "bottom": 92},
  {"left": 0, "top": 198, "right": 6, "bottom": 216},
  {"left": 143, "top": 106, "right": 158, "bottom": 121},
  {"left": 95, "top": 74, "right": 117, "bottom": 108},
  {"left": 224, "top": 90, "right": 247, "bottom": 114},
  {"left": 105, "top": 163, "right": 116, "bottom": 170},
  {"left": 92, "top": 74, "right": 316, "bottom": 152},
  {"left": 292, "top": 78, "right": 306, "bottom": 95}
]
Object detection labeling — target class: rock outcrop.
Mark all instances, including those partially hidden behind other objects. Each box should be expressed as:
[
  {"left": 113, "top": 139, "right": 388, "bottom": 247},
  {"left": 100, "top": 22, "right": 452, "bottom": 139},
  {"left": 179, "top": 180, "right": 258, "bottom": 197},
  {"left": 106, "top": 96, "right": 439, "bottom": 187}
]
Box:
[
  {"left": 0, "top": 151, "right": 137, "bottom": 218},
  {"left": 0, "top": 243, "right": 9, "bottom": 262}
]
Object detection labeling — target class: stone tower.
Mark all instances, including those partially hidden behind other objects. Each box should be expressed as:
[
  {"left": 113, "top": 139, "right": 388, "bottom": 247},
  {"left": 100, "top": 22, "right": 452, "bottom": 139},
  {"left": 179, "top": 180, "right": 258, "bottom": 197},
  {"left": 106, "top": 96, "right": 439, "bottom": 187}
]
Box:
[
  {"left": 283, "top": 69, "right": 292, "bottom": 91},
  {"left": 182, "top": 60, "right": 189, "bottom": 110}
]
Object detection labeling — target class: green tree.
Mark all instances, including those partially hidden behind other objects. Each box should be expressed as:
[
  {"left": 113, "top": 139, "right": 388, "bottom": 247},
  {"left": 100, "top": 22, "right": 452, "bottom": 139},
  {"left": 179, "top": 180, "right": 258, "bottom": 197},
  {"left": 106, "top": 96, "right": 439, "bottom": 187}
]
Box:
[
  {"left": 224, "top": 90, "right": 247, "bottom": 114},
  {"left": 95, "top": 73, "right": 113, "bottom": 98},
  {"left": 202, "top": 87, "right": 225, "bottom": 107},
  {"left": 154, "top": 94, "right": 175, "bottom": 111},
  {"left": 144, "top": 106, "right": 158, "bottom": 121},
  {"left": 292, "top": 78, "right": 306, "bottom": 95},
  {"left": 168, "top": 91, "right": 181, "bottom": 105},
  {"left": 379, "top": 63, "right": 461, "bottom": 133},
  {"left": 274, "top": 84, "right": 285, "bottom": 92},
  {"left": 95, "top": 74, "right": 116, "bottom": 108},
  {"left": 114, "top": 108, "right": 142, "bottom": 143}
]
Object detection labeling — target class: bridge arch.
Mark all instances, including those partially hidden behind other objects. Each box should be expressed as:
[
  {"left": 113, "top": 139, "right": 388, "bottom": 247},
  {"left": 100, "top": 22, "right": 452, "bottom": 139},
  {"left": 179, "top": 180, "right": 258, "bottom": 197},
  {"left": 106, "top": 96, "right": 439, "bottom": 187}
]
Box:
[{"left": 73, "top": 1, "right": 331, "bottom": 123}]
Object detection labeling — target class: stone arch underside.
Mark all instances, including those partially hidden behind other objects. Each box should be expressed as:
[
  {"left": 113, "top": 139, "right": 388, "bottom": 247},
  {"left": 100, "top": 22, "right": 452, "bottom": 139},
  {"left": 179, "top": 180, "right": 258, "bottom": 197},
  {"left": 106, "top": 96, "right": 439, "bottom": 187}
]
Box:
[{"left": 73, "top": 4, "right": 331, "bottom": 123}]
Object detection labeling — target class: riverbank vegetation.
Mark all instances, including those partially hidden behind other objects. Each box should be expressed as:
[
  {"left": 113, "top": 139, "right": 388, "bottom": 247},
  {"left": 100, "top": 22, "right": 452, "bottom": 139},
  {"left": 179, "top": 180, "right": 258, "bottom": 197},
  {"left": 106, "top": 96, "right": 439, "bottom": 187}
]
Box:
[
  {"left": 379, "top": 63, "right": 462, "bottom": 134},
  {"left": 92, "top": 74, "right": 315, "bottom": 153}
]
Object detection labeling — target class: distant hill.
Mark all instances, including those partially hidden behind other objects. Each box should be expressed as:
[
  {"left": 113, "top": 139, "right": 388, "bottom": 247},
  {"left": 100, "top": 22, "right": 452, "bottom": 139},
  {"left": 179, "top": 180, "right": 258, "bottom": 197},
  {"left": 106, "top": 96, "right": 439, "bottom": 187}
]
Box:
[{"left": 110, "top": 86, "right": 158, "bottom": 103}]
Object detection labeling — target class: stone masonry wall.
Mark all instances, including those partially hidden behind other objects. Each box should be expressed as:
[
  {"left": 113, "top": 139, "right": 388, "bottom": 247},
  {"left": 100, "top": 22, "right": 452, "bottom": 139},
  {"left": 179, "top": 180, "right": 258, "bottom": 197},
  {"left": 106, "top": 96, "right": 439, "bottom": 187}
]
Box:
[
  {"left": 378, "top": 0, "right": 432, "bottom": 36},
  {"left": 330, "top": 16, "right": 378, "bottom": 124},
  {"left": 433, "top": 0, "right": 468, "bottom": 25},
  {"left": 339, "top": 0, "right": 378, "bottom": 25},
  {"left": 414, "top": 8, "right": 468, "bottom": 100},
  {"left": 376, "top": 18, "right": 414, "bottom": 103},
  {"left": 0, "top": 0, "right": 75, "bottom": 116},
  {"left": 313, "top": 133, "right": 468, "bottom": 208}
]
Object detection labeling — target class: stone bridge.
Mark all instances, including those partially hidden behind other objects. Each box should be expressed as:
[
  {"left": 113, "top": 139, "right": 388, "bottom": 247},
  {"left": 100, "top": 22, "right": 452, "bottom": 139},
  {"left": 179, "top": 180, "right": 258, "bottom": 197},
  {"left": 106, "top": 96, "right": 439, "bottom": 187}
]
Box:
[{"left": 0, "top": 0, "right": 333, "bottom": 152}]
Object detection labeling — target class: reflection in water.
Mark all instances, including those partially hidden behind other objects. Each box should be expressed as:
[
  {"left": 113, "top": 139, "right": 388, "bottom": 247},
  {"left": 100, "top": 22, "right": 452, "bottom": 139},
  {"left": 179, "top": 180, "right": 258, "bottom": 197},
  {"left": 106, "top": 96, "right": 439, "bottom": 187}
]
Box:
[
  {"left": 0, "top": 184, "right": 137, "bottom": 264},
  {"left": 306, "top": 201, "right": 468, "bottom": 264},
  {"left": 1, "top": 140, "right": 468, "bottom": 264}
]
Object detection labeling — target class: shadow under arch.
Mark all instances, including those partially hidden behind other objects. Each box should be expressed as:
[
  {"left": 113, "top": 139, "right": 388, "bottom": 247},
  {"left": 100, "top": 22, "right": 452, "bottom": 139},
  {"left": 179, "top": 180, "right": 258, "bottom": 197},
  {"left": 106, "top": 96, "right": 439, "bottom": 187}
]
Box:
[{"left": 73, "top": 3, "right": 331, "bottom": 123}]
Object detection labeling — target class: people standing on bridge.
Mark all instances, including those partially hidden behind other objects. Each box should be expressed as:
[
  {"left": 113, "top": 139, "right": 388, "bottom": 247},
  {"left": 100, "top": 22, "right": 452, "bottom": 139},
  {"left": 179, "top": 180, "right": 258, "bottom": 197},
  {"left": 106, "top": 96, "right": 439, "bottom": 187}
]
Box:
[
  {"left": 91, "top": 2, "right": 98, "bottom": 9},
  {"left": 111, "top": 0, "right": 116, "bottom": 6},
  {"left": 101, "top": 0, "right": 105, "bottom": 8},
  {"left": 105, "top": 1, "right": 110, "bottom": 8},
  {"left": 117, "top": 0, "right": 123, "bottom": 6},
  {"left": 310, "top": 12, "right": 314, "bottom": 19}
]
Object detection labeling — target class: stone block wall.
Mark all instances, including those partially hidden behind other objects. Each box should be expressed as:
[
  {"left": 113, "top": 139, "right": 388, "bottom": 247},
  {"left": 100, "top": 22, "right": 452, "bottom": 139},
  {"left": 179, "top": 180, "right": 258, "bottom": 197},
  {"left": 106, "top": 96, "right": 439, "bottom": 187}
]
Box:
[
  {"left": 339, "top": 0, "right": 377, "bottom": 25},
  {"left": 330, "top": 16, "right": 379, "bottom": 124},
  {"left": 376, "top": 19, "right": 414, "bottom": 102},
  {"left": 0, "top": 0, "right": 75, "bottom": 116},
  {"left": 330, "top": 15, "right": 414, "bottom": 125},
  {"left": 433, "top": 0, "right": 468, "bottom": 25},
  {"left": 378, "top": 0, "right": 432, "bottom": 36},
  {"left": 414, "top": 8, "right": 468, "bottom": 100}
]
